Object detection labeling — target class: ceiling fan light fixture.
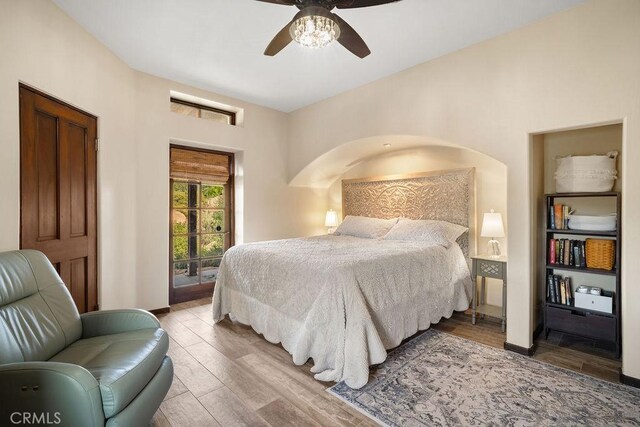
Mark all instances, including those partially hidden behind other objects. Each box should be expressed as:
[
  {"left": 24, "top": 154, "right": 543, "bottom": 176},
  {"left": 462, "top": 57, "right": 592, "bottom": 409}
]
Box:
[{"left": 289, "top": 15, "right": 341, "bottom": 49}]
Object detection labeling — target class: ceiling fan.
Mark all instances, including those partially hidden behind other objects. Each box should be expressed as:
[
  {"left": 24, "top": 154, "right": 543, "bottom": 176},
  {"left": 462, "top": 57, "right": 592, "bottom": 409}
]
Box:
[{"left": 255, "top": 0, "right": 402, "bottom": 58}]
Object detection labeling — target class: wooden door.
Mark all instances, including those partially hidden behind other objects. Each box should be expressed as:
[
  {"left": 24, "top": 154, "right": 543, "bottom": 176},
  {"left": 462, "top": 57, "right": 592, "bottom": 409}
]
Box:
[{"left": 19, "top": 85, "right": 98, "bottom": 313}]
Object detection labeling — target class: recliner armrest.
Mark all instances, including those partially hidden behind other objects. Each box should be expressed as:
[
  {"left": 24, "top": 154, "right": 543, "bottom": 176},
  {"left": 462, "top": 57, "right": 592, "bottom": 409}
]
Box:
[
  {"left": 81, "top": 309, "right": 161, "bottom": 338},
  {"left": 0, "top": 362, "right": 104, "bottom": 427}
]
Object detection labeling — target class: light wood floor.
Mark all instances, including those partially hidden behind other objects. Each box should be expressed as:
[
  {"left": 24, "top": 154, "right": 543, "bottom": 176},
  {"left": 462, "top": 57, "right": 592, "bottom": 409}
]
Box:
[{"left": 152, "top": 298, "right": 621, "bottom": 426}]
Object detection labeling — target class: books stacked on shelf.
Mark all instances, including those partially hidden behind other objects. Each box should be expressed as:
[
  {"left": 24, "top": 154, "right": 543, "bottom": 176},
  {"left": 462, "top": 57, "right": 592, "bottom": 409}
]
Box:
[
  {"left": 548, "top": 203, "right": 574, "bottom": 230},
  {"left": 548, "top": 239, "right": 586, "bottom": 267},
  {"left": 547, "top": 274, "right": 573, "bottom": 306}
]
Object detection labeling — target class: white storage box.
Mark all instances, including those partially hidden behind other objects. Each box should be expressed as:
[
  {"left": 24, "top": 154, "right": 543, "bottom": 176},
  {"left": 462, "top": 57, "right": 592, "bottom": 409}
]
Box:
[
  {"left": 574, "top": 291, "right": 613, "bottom": 314},
  {"left": 555, "top": 151, "right": 618, "bottom": 193},
  {"left": 568, "top": 214, "right": 617, "bottom": 231}
]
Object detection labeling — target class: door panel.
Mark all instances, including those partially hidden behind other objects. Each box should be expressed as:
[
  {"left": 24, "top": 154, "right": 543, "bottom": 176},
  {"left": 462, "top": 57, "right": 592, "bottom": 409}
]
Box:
[
  {"left": 68, "top": 123, "right": 87, "bottom": 237},
  {"left": 35, "top": 111, "right": 59, "bottom": 241},
  {"left": 20, "top": 85, "right": 98, "bottom": 313},
  {"left": 69, "top": 257, "right": 87, "bottom": 313}
]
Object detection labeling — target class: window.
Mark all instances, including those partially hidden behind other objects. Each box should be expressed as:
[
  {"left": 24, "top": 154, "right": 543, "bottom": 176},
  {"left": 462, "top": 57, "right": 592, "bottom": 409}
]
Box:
[
  {"left": 169, "top": 146, "right": 234, "bottom": 304},
  {"left": 170, "top": 98, "right": 236, "bottom": 125}
]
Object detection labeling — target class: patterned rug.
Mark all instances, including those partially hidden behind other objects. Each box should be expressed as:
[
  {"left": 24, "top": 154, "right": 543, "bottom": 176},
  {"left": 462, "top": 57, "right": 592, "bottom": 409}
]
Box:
[{"left": 328, "top": 330, "right": 640, "bottom": 426}]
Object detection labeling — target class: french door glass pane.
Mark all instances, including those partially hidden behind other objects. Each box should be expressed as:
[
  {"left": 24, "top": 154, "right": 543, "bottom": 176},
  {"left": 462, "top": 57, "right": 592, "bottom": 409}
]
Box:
[
  {"left": 173, "top": 235, "right": 199, "bottom": 261},
  {"left": 202, "top": 210, "right": 224, "bottom": 233},
  {"left": 173, "top": 261, "right": 200, "bottom": 287},
  {"left": 201, "top": 258, "right": 222, "bottom": 283},
  {"left": 172, "top": 209, "right": 199, "bottom": 235},
  {"left": 201, "top": 234, "right": 224, "bottom": 257},
  {"left": 173, "top": 236, "right": 188, "bottom": 261},
  {"left": 171, "top": 178, "right": 230, "bottom": 290},
  {"left": 172, "top": 182, "right": 190, "bottom": 208},
  {"left": 202, "top": 184, "right": 224, "bottom": 208},
  {"left": 172, "top": 209, "right": 187, "bottom": 235}
]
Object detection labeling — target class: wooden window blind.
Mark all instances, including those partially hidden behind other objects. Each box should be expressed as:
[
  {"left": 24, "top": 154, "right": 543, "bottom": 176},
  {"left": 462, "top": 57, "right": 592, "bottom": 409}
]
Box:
[{"left": 170, "top": 147, "right": 231, "bottom": 184}]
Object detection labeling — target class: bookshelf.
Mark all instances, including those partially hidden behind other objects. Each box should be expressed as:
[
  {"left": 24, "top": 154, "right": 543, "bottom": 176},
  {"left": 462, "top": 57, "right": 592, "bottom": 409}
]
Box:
[
  {"left": 545, "top": 229, "right": 616, "bottom": 237},
  {"left": 543, "top": 192, "right": 621, "bottom": 358},
  {"left": 545, "top": 264, "right": 616, "bottom": 276}
]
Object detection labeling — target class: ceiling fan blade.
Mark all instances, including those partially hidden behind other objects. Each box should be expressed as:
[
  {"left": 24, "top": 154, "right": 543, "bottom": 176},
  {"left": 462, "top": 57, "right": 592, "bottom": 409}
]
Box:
[
  {"left": 331, "top": 14, "right": 371, "bottom": 58},
  {"left": 254, "top": 0, "right": 297, "bottom": 5},
  {"left": 334, "top": 0, "right": 401, "bottom": 9},
  {"left": 264, "top": 19, "right": 295, "bottom": 56}
]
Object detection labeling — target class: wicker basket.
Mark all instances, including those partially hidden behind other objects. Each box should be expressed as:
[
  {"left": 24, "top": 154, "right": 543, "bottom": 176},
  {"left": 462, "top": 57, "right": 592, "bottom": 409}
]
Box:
[{"left": 586, "top": 239, "right": 615, "bottom": 270}]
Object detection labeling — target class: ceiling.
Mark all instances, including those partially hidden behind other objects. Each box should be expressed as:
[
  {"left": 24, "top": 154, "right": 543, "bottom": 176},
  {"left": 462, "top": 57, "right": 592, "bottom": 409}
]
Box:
[{"left": 53, "top": 0, "right": 585, "bottom": 112}]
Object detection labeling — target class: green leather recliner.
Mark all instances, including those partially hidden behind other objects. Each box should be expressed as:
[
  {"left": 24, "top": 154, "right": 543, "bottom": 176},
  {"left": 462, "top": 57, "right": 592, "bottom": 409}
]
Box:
[{"left": 0, "top": 250, "right": 173, "bottom": 427}]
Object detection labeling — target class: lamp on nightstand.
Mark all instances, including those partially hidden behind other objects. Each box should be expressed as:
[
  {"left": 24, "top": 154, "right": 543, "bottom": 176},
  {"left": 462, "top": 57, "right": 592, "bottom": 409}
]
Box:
[
  {"left": 481, "top": 209, "right": 505, "bottom": 258},
  {"left": 325, "top": 209, "right": 339, "bottom": 234}
]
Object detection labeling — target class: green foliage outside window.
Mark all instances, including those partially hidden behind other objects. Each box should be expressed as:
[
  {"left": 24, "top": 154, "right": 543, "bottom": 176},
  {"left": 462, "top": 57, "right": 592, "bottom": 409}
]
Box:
[{"left": 172, "top": 181, "right": 225, "bottom": 262}]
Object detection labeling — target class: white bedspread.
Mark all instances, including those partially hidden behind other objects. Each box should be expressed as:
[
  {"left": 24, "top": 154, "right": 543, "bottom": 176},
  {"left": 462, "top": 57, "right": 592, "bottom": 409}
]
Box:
[{"left": 212, "top": 235, "right": 472, "bottom": 389}]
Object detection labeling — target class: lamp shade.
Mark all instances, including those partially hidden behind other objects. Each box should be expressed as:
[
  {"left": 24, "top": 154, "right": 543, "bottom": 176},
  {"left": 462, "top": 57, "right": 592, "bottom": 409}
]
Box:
[
  {"left": 481, "top": 210, "right": 505, "bottom": 238},
  {"left": 325, "top": 210, "right": 339, "bottom": 227}
]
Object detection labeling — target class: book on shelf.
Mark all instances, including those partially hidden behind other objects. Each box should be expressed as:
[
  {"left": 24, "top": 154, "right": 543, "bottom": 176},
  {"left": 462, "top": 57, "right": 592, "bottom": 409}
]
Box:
[
  {"left": 547, "top": 274, "right": 573, "bottom": 306},
  {"left": 550, "top": 203, "right": 574, "bottom": 230},
  {"left": 556, "top": 239, "right": 561, "bottom": 263},
  {"left": 553, "top": 204, "right": 564, "bottom": 230},
  {"left": 548, "top": 274, "right": 557, "bottom": 303},
  {"left": 560, "top": 240, "right": 564, "bottom": 263},
  {"left": 558, "top": 239, "right": 562, "bottom": 264},
  {"left": 548, "top": 238, "right": 587, "bottom": 268},
  {"left": 569, "top": 241, "right": 574, "bottom": 266}
]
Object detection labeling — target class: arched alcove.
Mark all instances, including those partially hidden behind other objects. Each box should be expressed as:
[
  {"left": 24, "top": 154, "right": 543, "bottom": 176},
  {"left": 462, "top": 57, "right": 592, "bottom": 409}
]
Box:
[
  {"left": 292, "top": 135, "right": 508, "bottom": 306},
  {"left": 289, "top": 135, "right": 461, "bottom": 188}
]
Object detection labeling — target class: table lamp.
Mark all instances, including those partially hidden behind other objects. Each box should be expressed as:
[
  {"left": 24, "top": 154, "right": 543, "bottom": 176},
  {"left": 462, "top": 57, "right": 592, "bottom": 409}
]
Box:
[
  {"left": 325, "top": 209, "right": 338, "bottom": 234},
  {"left": 481, "top": 209, "right": 504, "bottom": 258}
]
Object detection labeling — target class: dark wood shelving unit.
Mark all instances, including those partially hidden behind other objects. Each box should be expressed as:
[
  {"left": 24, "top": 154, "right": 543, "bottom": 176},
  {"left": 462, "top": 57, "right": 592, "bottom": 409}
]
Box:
[
  {"left": 545, "top": 302, "right": 616, "bottom": 318},
  {"left": 543, "top": 192, "right": 621, "bottom": 358},
  {"left": 545, "top": 264, "right": 616, "bottom": 276},
  {"left": 549, "top": 191, "right": 619, "bottom": 197},
  {"left": 545, "top": 229, "right": 617, "bottom": 237}
]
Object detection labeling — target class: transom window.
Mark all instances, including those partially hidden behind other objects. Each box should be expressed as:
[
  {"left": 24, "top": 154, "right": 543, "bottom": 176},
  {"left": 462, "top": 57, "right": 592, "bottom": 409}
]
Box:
[{"left": 170, "top": 98, "right": 236, "bottom": 126}]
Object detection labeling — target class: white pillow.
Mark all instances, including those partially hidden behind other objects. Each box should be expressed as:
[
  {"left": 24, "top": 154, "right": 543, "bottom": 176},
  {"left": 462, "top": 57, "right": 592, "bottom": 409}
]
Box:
[
  {"left": 334, "top": 215, "right": 398, "bottom": 239},
  {"left": 383, "top": 218, "right": 468, "bottom": 247}
]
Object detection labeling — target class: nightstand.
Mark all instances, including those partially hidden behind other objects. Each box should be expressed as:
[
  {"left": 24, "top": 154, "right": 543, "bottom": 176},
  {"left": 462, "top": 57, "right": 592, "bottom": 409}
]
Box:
[{"left": 471, "top": 255, "right": 507, "bottom": 332}]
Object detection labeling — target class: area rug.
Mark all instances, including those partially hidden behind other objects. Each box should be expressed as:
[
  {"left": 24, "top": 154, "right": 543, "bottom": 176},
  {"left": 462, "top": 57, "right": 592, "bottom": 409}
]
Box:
[{"left": 328, "top": 330, "right": 640, "bottom": 426}]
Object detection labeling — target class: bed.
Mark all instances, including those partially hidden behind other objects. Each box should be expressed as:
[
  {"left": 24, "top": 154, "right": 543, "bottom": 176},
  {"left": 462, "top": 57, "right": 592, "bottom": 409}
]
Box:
[{"left": 212, "top": 168, "right": 476, "bottom": 389}]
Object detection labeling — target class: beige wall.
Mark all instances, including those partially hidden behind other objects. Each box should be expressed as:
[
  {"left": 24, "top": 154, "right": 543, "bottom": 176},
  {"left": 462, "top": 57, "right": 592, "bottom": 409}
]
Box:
[
  {"left": 0, "top": 0, "right": 325, "bottom": 312},
  {"left": 529, "top": 135, "right": 546, "bottom": 333},
  {"left": 328, "top": 145, "right": 508, "bottom": 306},
  {"left": 0, "top": 0, "right": 138, "bottom": 310},
  {"left": 133, "top": 73, "right": 325, "bottom": 310},
  {"left": 288, "top": 0, "right": 640, "bottom": 377}
]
